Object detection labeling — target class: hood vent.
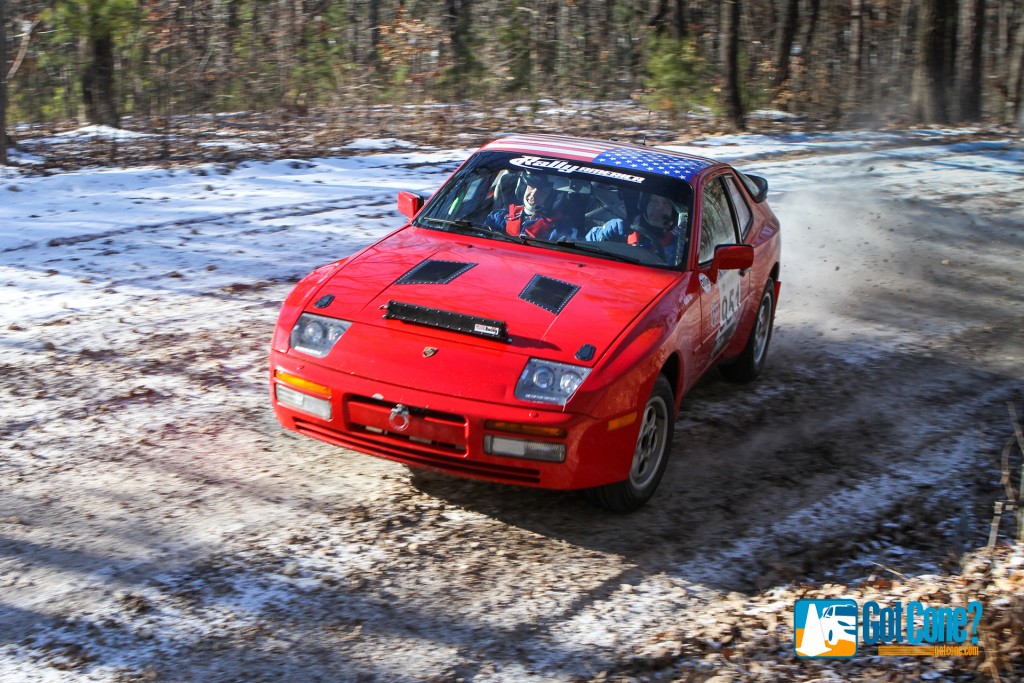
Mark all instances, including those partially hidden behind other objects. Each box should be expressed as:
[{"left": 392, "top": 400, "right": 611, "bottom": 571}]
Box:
[
  {"left": 384, "top": 300, "right": 509, "bottom": 342},
  {"left": 519, "top": 274, "right": 580, "bottom": 314},
  {"left": 395, "top": 259, "right": 477, "bottom": 285}
]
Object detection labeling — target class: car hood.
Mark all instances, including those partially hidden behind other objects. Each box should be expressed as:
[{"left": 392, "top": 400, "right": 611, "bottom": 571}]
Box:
[{"left": 306, "top": 229, "right": 680, "bottom": 401}]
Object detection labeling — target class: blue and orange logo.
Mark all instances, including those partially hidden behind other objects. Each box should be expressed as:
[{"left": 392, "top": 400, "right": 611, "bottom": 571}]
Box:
[{"left": 794, "top": 599, "right": 858, "bottom": 658}]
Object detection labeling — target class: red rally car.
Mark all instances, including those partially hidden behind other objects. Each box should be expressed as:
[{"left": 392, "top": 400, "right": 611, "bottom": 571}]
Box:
[{"left": 270, "top": 134, "right": 781, "bottom": 511}]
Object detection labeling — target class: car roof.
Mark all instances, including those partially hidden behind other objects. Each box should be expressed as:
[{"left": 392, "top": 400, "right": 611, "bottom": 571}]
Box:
[{"left": 482, "top": 133, "right": 721, "bottom": 183}]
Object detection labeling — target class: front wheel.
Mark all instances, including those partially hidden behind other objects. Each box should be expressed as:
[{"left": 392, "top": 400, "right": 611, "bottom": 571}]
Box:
[
  {"left": 720, "top": 277, "right": 775, "bottom": 383},
  {"left": 586, "top": 376, "right": 675, "bottom": 513}
]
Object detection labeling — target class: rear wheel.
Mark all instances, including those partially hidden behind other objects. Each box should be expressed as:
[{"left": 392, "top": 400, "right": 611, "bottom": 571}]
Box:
[
  {"left": 720, "top": 277, "right": 775, "bottom": 383},
  {"left": 586, "top": 376, "right": 675, "bottom": 513}
]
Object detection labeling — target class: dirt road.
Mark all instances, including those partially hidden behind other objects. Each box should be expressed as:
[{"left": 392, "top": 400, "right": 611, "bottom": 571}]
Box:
[{"left": 1, "top": 134, "right": 1022, "bottom": 681}]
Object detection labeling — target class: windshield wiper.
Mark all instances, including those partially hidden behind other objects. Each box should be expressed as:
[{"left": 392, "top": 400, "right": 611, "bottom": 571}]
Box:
[
  {"left": 553, "top": 239, "right": 646, "bottom": 265},
  {"left": 419, "top": 217, "right": 521, "bottom": 243},
  {"left": 419, "top": 217, "right": 475, "bottom": 231}
]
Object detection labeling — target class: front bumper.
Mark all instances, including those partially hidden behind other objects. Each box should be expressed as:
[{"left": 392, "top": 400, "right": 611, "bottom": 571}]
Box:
[{"left": 269, "top": 350, "right": 636, "bottom": 490}]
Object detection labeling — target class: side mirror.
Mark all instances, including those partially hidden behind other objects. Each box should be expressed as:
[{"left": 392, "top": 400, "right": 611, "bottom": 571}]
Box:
[
  {"left": 397, "top": 191, "right": 424, "bottom": 219},
  {"left": 740, "top": 173, "right": 769, "bottom": 203},
  {"left": 711, "top": 244, "right": 754, "bottom": 280}
]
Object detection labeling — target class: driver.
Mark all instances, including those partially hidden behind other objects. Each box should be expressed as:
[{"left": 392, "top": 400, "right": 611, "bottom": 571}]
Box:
[
  {"left": 483, "top": 173, "right": 568, "bottom": 240},
  {"left": 585, "top": 194, "right": 682, "bottom": 263}
]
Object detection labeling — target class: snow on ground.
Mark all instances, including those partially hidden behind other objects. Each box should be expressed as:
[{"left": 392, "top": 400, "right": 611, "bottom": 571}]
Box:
[
  {"left": 1, "top": 126, "right": 1023, "bottom": 681},
  {"left": 4, "top": 127, "right": 1019, "bottom": 356}
]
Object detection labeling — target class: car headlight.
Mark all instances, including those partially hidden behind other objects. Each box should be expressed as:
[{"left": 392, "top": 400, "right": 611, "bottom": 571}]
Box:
[
  {"left": 515, "top": 359, "right": 591, "bottom": 405},
  {"left": 289, "top": 313, "right": 352, "bottom": 358}
]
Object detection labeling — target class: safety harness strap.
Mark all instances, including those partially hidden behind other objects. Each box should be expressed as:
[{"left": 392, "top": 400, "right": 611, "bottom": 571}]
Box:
[{"left": 505, "top": 205, "right": 558, "bottom": 239}]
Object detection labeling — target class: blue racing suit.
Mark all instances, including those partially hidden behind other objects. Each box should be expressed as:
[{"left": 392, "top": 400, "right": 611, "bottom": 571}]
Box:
[{"left": 585, "top": 218, "right": 682, "bottom": 264}]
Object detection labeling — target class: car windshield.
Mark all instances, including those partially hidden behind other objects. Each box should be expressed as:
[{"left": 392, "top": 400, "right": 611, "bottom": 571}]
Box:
[{"left": 413, "top": 150, "right": 695, "bottom": 269}]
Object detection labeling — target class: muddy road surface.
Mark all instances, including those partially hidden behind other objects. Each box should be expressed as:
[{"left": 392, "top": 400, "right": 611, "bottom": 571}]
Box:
[{"left": 1, "top": 135, "right": 1022, "bottom": 681}]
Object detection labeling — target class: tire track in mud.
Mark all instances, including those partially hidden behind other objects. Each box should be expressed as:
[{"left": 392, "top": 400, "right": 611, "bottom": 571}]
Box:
[
  {"left": 1, "top": 194, "right": 386, "bottom": 254},
  {"left": 0, "top": 297, "right": 280, "bottom": 437},
  {"left": 397, "top": 318, "right": 1017, "bottom": 591},
  {"left": 2, "top": 286, "right": 1017, "bottom": 681},
  {"left": 666, "top": 313, "right": 1020, "bottom": 582}
]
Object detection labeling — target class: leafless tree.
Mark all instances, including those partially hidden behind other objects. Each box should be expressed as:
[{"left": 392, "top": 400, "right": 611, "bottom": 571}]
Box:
[
  {"left": 722, "top": 0, "right": 744, "bottom": 130},
  {"left": 650, "top": 0, "right": 687, "bottom": 39},
  {"left": 912, "top": 0, "right": 952, "bottom": 123},
  {"left": 957, "top": 0, "right": 986, "bottom": 121},
  {"left": 847, "top": 0, "right": 865, "bottom": 120},
  {"left": 772, "top": 0, "right": 799, "bottom": 95},
  {"left": 1, "top": 0, "right": 1023, "bottom": 136},
  {"left": 1008, "top": 0, "right": 1024, "bottom": 127},
  {"left": 1, "top": 0, "right": 8, "bottom": 165}
]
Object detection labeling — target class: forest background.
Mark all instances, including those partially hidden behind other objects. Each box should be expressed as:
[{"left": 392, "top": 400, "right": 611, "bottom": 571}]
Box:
[{"left": 2, "top": 0, "right": 1024, "bottom": 167}]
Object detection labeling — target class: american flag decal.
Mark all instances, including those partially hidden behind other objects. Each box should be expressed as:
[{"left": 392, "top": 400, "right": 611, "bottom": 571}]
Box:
[
  {"left": 485, "top": 134, "right": 613, "bottom": 161},
  {"left": 483, "top": 133, "right": 713, "bottom": 182}
]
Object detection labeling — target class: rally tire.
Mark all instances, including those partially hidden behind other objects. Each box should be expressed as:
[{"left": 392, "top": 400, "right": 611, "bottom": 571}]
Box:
[
  {"left": 586, "top": 375, "right": 675, "bottom": 513},
  {"left": 720, "top": 277, "right": 775, "bottom": 383}
]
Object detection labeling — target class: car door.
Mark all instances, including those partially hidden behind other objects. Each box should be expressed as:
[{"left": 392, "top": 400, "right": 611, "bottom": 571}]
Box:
[{"left": 696, "top": 173, "right": 750, "bottom": 363}]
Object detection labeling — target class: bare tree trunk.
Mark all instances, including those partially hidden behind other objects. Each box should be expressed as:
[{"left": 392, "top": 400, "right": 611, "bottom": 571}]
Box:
[
  {"left": 673, "top": 0, "right": 687, "bottom": 39},
  {"left": 534, "top": 0, "right": 558, "bottom": 89},
  {"left": 803, "top": 0, "right": 822, "bottom": 53},
  {"left": 1011, "top": 1, "right": 1024, "bottom": 127},
  {"left": 956, "top": 0, "right": 985, "bottom": 121},
  {"left": 722, "top": 0, "right": 744, "bottom": 130},
  {"left": 556, "top": 0, "right": 571, "bottom": 93},
  {"left": 912, "top": 0, "right": 950, "bottom": 123},
  {"left": 789, "top": 0, "right": 821, "bottom": 112},
  {"left": 772, "top": 0, "right": 799, "bottom": 93},
  {"left": 828, "top": 0, "right": 844, "bottom": 120},
  {"left": 347, "top": 0, "right": 358, "bottom": 66},
  {"left": 369, "top": 0, "right": 380, "bottom": 69},
  {"left": 445, "top": 0, "right": 473, "bottom": 98},
  {"left": 596, "top": 0, "right": 615, "bottom": 97},
  {"left": 847, "top": 0, "right": 865, "bottom": 118},
  {"left": 1, "top": 0, "right": 8, "bottom": 165},
  {"left": 649, "top": 0, "right": 671, "bottom": 34},
  {"left": 649, "top": 0, "right": 687, "bottom": 38},
  {"left": 83, "top": 31, "right": 119, "bottom": 126},
  {"left": 578, "top": 0, "right": 596, "bottom": 97},
  {"left": 894, "top": 0, "right": 916, "bottom": 97}
]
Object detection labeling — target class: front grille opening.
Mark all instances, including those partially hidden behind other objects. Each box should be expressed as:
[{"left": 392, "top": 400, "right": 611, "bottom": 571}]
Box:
[
  {"left": 356, "top": 424, "right": 463, "bottom": 453},
  {"left": 293, "top": 418, "right": 543, "bottom": 484}
]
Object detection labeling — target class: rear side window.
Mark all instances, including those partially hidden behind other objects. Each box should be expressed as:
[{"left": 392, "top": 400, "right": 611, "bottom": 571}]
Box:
[{"left": 723, "top": 175, "right": 752, "bottom": 238}]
